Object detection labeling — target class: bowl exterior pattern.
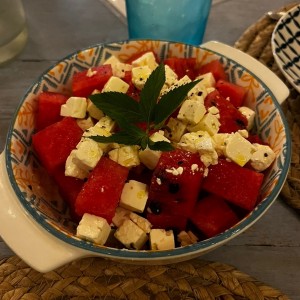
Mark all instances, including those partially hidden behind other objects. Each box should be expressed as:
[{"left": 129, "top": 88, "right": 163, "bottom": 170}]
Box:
[
  {"left": 5, "top": 40, "right": 290, "bottom": 259},
  {"left": 272, "top": 5, "right": 300, "bottom": 92}
]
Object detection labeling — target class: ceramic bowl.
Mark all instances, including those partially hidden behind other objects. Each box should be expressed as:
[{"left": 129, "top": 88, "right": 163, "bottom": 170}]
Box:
[
  {"left": 0, "top": 40, "right": 291, "bottom": 272},
  {"left": 272, "top": 4, "right": 300, "bottom": 92}
]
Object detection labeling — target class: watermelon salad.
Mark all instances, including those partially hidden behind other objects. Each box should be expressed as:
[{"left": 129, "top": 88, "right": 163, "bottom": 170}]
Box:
[{"left": 32, "top": 51, "right": 276, "bottom": 251}]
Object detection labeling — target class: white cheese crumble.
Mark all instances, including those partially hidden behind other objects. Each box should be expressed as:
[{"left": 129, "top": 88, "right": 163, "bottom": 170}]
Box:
[
  {"left": 86, "top": 68, "right": 97, "bottom": 77},
  {"left": 165, "top": 166, "right": 184, "bottom": 176}
]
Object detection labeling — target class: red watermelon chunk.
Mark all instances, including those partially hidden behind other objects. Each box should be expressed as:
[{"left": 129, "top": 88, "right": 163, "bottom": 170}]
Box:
[
  {"left": 123, "top": 70, "right": 140, "bottom": 102},
  {"left": 205, "top": 89, "right": 248, "bottom": 133},
  {"left": 190, "top": 194, "right": 239, "bottom": 238},
  {"left": 164, "top": 57, "right": 198, "bottom": 79},
  {"left": 75, "top": 157, "right": 129, "bottom": 223},
  {"left": 52, "top": 166, "right": 84, "bottom": 222},
  {"left": 32, "top": 117, "right": 83, "bottom": 175},
  {"left": 202, "top": 159, "right": 264, "bottom": 211},
  {"left": 72, "top": 64, "right": 113, "bottom": 97},
  {"left": 36, "top": 92, "right": 69, "bottom": 131},
  {"left": 197, "top": 60, "right": 228, "bottom": 82},
  {"left": 148, "top": 149, "right": 205, "bottom": 220},
  {"left": 216, "top": 80, "right": 247, "bottom": 108},
  {"left": 147, "top": 212, "right": 187, "bottom": 231}
]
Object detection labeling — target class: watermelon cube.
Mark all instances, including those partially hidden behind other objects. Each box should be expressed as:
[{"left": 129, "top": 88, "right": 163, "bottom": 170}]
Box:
[
  {"left": 75, "top": 157, "right": 129, "bottom": 223},
  {"left": 52, "top": 166, "right": 84, "bottom": 222},
  {"left": 197, "top": 60, "right": 228, "bottom": 82},
  {"left": 190, "top": 194, "right": 239, "bottom": 238},
  {"left": 72, "top": 65, "right": 113, "bottom": 97},
  {"left": 164, "top": 57, "right": 197, "bottom": 79},
  {"left": 146, "top": 212, "right": 187, "bottom": 231},
  {"left": 202, "top": 159, "right": 264, "bottom": 211},
  {"left": 205, "top": 90, "right": 248, "bottom": 133},
  {"left": 32, "top": 117, "right": 83, "bottom": 175},
  {"left": 35, "top": 92, "right": 69, "bottom": 131},
  {"left": 216, "top": 80, "right": 247, "bottom": 108},
  {"left": 148, "top": 149, "right": 205, "bottom": 219}
]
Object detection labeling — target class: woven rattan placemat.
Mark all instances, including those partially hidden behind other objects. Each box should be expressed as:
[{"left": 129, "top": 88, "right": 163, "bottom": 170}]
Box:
[
  {"left": 0, "top": 256, "right": 290, "bottom": 299},
  {"left": 0, "top": 4, "right": 299, "bottom": 300},
  {"left": 234, "top": 2, "right": 300, "bottom": 212}
]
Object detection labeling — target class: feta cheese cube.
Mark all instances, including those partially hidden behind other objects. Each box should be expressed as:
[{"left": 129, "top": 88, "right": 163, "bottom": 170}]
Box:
[
  {"left": 131, "top": 51, "right": 158, "bottom": 71},
  {"left": 164, "top": 117, "right": 187, "bottom": 142},
  {"left": 212, "top": 133, "right": 230, "bottom": 156},
  {"left": 175, "top": 75, "right": 192, "bottom": 86},
  {"left": 149, "top": 229, "right": 175, "bottom": 250},
  {"left": 195, "top": 72, "right": 216, "bottom": 88},
  {"left": 177, "top": 100, "right": 206, "bottom": 125},
  {"left": 76, "top": 213, "right": 111, "bottom": 245},
  {"left": 163, "top": 75, "right": 192, "bottom": 95},
  {"left": 112, "top": 206, "right": 131, "bottom": 227},
  {"left": 87, "top": 99, "right": 104, "bottom": 120},
  {"left": 76, "top": 116, "right": 94, "bottom": 131},
  {"left": 73, "top": 139, "right": 103, "bottom": 171},
  {"left": 139, "top": 131, "right": 170, "bottom": 170},
  {"left": 164, "top": 65, "right": 178, "bottom": 87},
  {"left": 189, "top": 112, "right": 220, "bottom": 135},
  {"left": 250, "top": 143, "right": 276, "bottom": 171},
  {"left": 82, "top": 125, "right": 111, "bottom": 152},
  {"left": 95, "top": 116, "right": 116, "bottom": 132},
  {"left": 112, "top": 62, "right": 132, "bottom": 78},
  {"left": 120, "top": 180, "right": 148, "bottom": 213},
  {"left": 187, "top": 82, "right": 208, "bottom": 102},
  {"left": 178, "top": 131, "right": 211, "bottom": 153},
  {"left": 208, "top": 106, "right": 219, "bottom": 115},
  {"left": 179, "top": 131, "right": 218, "bottom": 167},
  {"left": 131, "top": 66, "right": 152, "bottom": 90},
  {"left": 160, "top": 65, "right": 178, "bottom": 95},
  {"left": 108, "top": 146, "right": 140, "bottom": 168},
  {"left": 224, "top": 132, "right": 255, "bottom": 167},
  {"left": 129, "top": 212, "right": 152, "bottom": 233},
  {"left": 103, "top": 55, "right": 120, "bottom": 66},
  {"left": 60, "top": 97, "right": 87, "bottom": 119},
  {"left": 177, "top": 230, "right": 198, "bottom": 246},
  {"left": 139, "top": 148, "right": 161, "bottom": 170},
  {"left": 65, "top": 150, "right": 89, "bottom": 179},
  {"left": 238, "top": 106, "right": 255, "bottom": 130},
  {"left": 102, "top": 76, "right": 129, "bottom": 93},
  {"left": 114, "top": 219, "right": 148, "bottom": 250}
]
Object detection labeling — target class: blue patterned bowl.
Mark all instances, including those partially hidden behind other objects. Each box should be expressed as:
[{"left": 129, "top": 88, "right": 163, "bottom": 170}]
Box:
[
  {"left": 0, "top": 40, "right": 291, "bottom": 272},
  {"left": 272, "top": 4, "right": 300, "bottom": 92}
]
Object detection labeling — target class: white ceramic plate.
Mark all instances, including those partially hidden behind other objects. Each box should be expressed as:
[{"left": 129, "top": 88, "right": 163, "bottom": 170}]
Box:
[{"left": 272, "top": 4, "right": 300, "bottom": 92}]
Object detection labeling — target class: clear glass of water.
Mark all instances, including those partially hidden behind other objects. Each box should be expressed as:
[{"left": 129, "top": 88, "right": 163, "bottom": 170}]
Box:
[
  {"left": 125, "top": 0, "right": 212, "bottom": 45},
  {"left": 0, "top": 0, "right": 28, "bottom": 65}
]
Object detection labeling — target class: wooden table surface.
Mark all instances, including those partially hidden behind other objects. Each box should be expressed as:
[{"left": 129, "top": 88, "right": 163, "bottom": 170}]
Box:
[{"left": 1, "top": 0, "right": 299, "bottom": 298}]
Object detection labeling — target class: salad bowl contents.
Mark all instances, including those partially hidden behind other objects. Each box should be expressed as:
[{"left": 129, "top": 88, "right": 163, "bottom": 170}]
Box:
[{"left": 0, "top": 40, "right": 290, "bottom": 272}]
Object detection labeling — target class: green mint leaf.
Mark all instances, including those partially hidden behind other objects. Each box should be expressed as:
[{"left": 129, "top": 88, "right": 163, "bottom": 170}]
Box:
[
  {"left": 89, "top": 92, "right": 142, "bottom": 123},
  {"left": 148, "top": 139, "right": 174, "bottom": 151},
  {"left": 139, "top": 64, "right": 165, "bottom": 124},
  {"left": 153, "top": 80, "right": 200, "bottom": 126},
  {"left": 89, "top": 122, "right": 147, "bottom": 147}
]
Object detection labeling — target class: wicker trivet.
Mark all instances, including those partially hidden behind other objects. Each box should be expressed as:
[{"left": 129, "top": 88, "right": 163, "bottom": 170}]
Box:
[
  {"left": 0, "top": 256, "right": 290, "bottom": 299},
  {"left": 234, "top": 2, "right": 300, "bottom": 212}
]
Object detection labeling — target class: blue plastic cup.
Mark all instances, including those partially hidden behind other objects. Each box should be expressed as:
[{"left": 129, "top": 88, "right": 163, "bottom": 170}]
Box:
[{"left": 125, "top": 0, "right": 212, "bottom": 45}]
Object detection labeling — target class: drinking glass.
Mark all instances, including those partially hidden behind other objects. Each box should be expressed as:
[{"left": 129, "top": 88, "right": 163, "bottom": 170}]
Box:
[
  {"left": 0, "top": 0, "right": 28, "bottom": 65},
  {"left": 125, "top": 0, "right": 212, "bottom": 45}
]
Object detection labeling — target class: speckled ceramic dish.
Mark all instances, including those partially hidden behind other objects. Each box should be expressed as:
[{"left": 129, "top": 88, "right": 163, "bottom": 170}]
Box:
[
  {"left": 0, "top": 40, "right": 291, "bottom": 272},
  {"left": 272, "top": 4, "right": 300, "bottom": 92}
]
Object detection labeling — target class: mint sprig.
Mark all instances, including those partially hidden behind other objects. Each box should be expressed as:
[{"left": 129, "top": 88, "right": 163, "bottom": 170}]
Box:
[{"left": 89, "top": 63, "right": 199, "bottom": 151}]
